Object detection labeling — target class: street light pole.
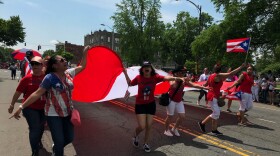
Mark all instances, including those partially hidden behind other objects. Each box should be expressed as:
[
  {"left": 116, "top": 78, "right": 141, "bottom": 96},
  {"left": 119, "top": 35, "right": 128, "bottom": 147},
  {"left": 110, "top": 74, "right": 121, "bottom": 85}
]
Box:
[
  {"left": 176, "top": 0, "right": 202, "bottom": 74},
  {"left": 101, "top": 24, "right": 114, "bottom": 51}
]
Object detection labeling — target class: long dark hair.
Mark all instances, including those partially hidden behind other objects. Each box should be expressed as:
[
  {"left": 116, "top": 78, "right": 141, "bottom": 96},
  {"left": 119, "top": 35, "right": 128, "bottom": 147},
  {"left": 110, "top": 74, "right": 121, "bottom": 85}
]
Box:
[
  {"left": 45, "top": 55, "right": 58, "bottom": 75},
  {"left": 139, "top": 65, "right": 156, "bottom": 76}
]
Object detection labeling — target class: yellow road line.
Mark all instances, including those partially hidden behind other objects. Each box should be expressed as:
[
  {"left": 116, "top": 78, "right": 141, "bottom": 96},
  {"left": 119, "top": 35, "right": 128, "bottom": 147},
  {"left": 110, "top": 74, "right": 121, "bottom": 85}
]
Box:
[{"left": 109, "top": 100, "right": 259, "bottom": 156}]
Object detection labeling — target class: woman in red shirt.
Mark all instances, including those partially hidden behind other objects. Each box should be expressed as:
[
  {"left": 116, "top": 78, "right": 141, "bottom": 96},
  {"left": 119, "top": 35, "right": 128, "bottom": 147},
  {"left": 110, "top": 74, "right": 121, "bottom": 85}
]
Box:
[
  {"left": 8, "top": 56, "right": 46, "bottom": 156},
  {"left": 164, "top": 66, "right": 209, "bottom": 137},
  {"left": 198, "top": 63, "right": 245, "bottom": 136},
  {"left": 228, "top": 66, "right": 254, "bottom": 125},
  {"left": 123, "top": 61, "right": 185, "bottom": 153}
]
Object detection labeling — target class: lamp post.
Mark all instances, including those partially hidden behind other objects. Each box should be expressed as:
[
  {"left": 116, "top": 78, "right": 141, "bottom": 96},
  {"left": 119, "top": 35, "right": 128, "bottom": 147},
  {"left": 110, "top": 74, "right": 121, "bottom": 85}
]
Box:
[
  {"left": 101, "top": 24, "right": 114, "bottom": 51},
  {"left": 176, "top": 0, "right": 202, "bottom": 74}
]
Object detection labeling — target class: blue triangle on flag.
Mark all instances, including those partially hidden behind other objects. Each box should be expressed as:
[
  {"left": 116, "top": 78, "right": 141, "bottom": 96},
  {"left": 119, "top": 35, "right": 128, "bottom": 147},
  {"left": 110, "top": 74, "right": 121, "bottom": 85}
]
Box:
[
  {"left": 239, "top": 38, "right": 250, "bottom": 52},
  {"left": 235, "top": 92, "right": 242, "bottom": 100}
]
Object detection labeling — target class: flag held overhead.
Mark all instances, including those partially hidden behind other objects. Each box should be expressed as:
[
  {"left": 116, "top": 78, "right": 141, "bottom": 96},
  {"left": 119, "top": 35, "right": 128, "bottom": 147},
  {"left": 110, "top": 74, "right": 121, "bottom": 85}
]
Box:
[{"left": 226, "top": 38, "right": 251, "bottom": 53}]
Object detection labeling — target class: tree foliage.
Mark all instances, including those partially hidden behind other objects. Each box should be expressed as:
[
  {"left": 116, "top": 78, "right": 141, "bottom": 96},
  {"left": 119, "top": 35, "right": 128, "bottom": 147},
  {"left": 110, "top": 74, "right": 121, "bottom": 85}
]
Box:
[
  {"left": 112, "top": 0, "right": 164, "bottom": 65},
  {"left": 0, "top": 46, "right": 14, "bottom": 62},
  {"left": 0, "top": 16, "right": 25, "bottom": 46}
]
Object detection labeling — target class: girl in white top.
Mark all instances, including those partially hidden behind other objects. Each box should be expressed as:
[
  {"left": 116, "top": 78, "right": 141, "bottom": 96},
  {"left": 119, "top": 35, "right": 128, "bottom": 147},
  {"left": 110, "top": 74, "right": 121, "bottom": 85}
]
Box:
[
  {"left": 251, "top": 76, "right": 260, "bottom": 102},
  {"left": 268, "top": 77, "right": 276, "bottom": 105}
]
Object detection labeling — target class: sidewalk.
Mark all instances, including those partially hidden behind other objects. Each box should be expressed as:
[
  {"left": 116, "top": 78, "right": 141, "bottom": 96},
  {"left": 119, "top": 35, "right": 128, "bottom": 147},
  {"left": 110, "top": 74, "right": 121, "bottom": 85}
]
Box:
[{"left": 0, "top": 70, "right": 76, "bottom": 156}]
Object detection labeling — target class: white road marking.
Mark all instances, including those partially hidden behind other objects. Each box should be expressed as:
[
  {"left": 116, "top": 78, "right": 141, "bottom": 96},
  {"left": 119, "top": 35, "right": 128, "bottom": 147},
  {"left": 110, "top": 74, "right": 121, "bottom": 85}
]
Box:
[
  {"left": 257, "top": 118, "right": 276, "bottom": 124},
  {"left": 254, "top": 106, "right": 280, "bottom": 112}
]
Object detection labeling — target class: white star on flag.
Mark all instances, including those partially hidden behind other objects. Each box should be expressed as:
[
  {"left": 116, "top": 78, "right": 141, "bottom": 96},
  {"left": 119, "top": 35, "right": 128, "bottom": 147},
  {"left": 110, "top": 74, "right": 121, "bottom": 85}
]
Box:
[
  {"left": 243, "top": 42, "right": 248, "bottom": 47},
  {"left": 56, "top": 83, "right": 61, "bottom": 87}
]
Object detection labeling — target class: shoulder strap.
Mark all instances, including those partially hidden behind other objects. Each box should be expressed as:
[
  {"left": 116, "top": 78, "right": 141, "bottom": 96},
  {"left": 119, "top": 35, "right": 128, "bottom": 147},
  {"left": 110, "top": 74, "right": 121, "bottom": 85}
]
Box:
[{"left": 171, "top": 81, "right": 183, "bottom": 98}]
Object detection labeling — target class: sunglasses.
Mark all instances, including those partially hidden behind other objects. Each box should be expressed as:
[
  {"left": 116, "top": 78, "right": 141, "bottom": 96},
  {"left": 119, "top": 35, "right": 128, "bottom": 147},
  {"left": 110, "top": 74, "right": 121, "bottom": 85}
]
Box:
[
  {"left": 30, "top": 61, "right": 42, "bottom": 66},
  {"left": 57, "top": 58, "right": 67, "bottom": 63}
]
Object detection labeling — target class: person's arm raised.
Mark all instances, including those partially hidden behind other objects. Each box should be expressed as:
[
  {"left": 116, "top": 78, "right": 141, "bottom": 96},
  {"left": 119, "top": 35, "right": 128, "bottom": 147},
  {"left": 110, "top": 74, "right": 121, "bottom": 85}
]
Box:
[
  {"left": 227, "top": 74, "right": 244, "bottom": 90},
  {"left": 74, "top": 46, "right": 91, "bottom": 75},
  {"left": 218, "top": 63, "right": 246, "bottom": 79}
]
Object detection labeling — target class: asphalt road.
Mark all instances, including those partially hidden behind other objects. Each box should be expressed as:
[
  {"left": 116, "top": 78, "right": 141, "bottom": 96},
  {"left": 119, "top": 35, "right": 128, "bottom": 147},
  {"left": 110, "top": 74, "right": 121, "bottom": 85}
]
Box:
[{"left": 1, "top": 69, "right": 280, "bottom": 156}]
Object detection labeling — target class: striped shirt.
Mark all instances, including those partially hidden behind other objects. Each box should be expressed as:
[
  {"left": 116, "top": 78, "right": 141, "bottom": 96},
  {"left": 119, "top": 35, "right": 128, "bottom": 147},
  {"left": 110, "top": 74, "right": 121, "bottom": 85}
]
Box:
[{"left": 40, "top": 68, "right": 75, "bottom": 117}]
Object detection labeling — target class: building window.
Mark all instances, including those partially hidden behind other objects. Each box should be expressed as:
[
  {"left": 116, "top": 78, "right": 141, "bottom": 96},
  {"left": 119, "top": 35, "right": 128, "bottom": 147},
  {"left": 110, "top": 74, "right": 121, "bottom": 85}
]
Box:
[
  {"left": 108, "top": 37, "right": 111, "bottom": 43},
  {"left": 115, "top": 38, "right": 119, "bottom": 43},
  {"left": 101, "top": 36, "right": 104, "bottom": 42},
  {"left": 115, "top": 46, "right": 119, "bottom": 52}
]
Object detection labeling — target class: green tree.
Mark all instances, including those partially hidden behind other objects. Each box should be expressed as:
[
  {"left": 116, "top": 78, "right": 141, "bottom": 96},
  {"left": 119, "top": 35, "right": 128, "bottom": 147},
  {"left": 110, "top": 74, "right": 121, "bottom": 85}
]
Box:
[
  {"left": 0, "top": 16, "right": 25, "bottom": 46},
  {"left": 0, "top": 46, "right": 14, "bottom": 62},
  {"left": 42, "top": 49, "right": 55, "bottom": 58},
  {"left": 161, "top": 12, "right": 213, "bottom": 67},
  {"left": 112, "top": 0, "right": 164, "bottom": 65}
]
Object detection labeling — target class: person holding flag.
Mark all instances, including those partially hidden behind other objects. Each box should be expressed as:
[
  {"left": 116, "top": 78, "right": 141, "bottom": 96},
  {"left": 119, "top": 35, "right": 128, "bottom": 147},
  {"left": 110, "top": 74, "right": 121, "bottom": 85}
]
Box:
[
  {"left": 227, "top": 65, "right": 255, "bottom": 125},
  {"left": 198, "top": 63, "right": 245, "bottom": 136},
  {"left": 123, "top": 61, "right": 185, "bottom": 153},
  {"left": 20, "top": 51, "right": 34, "bottom": 78}
]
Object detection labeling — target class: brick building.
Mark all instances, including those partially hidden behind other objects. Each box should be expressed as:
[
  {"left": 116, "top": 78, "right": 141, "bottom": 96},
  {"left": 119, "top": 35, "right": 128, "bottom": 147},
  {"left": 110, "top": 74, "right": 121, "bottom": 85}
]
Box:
[
  {"left": 56, "top": 41, "right": 84, "bottom": 64},
  {"left": 84, "top": 30, "right": 120, "bottom": 53}
]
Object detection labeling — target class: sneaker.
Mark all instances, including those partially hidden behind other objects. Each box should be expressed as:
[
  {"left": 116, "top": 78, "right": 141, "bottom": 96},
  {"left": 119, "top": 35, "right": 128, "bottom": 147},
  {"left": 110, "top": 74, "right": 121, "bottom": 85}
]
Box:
[
  {"left": 143, "top": 144, "right": 151, "bottom": 153},
  {"left": 197, "top": 101, "right": 201, "bottom": 106},
  {"left": 198, "top": 121, "right": 206, "bottom": 133},
  {"left": 171, "top": 128, "right": 180, "bottom": 136},
  {"left": 164, "top": 130, "right": 173, "bottom": 136},
  {"left": 211, "top": 130, "right": 223, "bottom": 136},
  {"left": 226, "top": 109, "right": 232, "bottom": 112},
  {"left": 132, "top": 136, "right": 139, "bottom": 147}
]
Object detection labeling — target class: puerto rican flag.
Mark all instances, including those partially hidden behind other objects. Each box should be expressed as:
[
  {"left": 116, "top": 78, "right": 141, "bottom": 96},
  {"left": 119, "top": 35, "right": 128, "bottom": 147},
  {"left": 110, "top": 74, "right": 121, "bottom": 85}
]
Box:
[
  {"left": 24, "top": 57, "right": 32, "bottom": 75},
  {"left": 226, "top": 38, "right": 251, "bottom": 53}
]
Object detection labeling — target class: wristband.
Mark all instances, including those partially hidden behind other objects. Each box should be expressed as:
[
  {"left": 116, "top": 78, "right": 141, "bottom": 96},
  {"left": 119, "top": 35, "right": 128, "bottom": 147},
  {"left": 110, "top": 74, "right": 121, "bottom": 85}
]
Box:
[{"left": 19, "top": 105, "right": 24, "bottom": 110}]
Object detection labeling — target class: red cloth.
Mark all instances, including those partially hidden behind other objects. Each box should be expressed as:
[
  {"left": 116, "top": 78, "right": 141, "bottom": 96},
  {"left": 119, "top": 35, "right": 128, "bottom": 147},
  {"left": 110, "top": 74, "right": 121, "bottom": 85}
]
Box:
[
  {"left": 72, "top": 46, "right": 123, "bottom": 102},
  {"left": 237, "top": 72, "right": 254, "bottom": 94},
  {"left": 16, "top": 74, "right": 45, "bottom": 110},
  {"left": 207, "top": 73, "right": 223, "bottom": 101},
  {"left": 131, "top": 74, "right": 164, "bottom": 104},
  {"left": 169, "top": 81, "right": 184, "bottom": 102}
]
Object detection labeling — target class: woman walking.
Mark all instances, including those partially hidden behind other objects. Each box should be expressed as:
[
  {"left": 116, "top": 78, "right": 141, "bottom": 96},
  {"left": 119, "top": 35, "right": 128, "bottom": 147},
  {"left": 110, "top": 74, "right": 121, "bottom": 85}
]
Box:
[
  {"left": 228, "top": 66, "right": 254, "bottom": 125},
  {"left": 10, "top": 46, "right": 90, "bottom": 156},
  {"left": 123, "top": 61, "right": 185, "bottom": 152},
  {"left": 164, "top": 66, "right": 209, "bottom": 137},
  {"left": 198, "top": 63, "right": 245, "bottom": 135},
  {"left": 8, "top": 56, "right": 45, "bottom": 156}
]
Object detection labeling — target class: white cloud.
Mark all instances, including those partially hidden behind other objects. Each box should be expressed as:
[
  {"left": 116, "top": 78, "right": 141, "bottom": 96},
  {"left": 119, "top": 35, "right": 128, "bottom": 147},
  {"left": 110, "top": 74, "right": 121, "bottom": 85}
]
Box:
[
  {"left": 50, "top": 40, "right": 59, "bottom": 45},
  {"left": 25, "top": 1, "right": 39, "bottom": 8}
]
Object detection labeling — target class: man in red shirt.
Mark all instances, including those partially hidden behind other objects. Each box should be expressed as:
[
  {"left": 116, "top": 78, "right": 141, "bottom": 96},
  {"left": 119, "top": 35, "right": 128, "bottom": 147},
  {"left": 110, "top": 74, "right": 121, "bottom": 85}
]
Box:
[{"left": 8, "top": 56, "right": 45, "bottom": 156}]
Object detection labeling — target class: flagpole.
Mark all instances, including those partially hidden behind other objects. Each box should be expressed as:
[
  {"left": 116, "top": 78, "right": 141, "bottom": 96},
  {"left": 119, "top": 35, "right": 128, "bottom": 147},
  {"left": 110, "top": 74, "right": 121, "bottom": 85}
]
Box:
[{"left": 244, "top": 37, "right": 251, "bottom": 64}]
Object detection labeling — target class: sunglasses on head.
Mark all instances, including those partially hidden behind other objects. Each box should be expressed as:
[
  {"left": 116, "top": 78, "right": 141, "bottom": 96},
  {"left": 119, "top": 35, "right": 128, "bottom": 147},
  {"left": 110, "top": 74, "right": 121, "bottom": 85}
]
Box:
[{"left": 30, "top": 61, "right": 42, "bottom": 66}]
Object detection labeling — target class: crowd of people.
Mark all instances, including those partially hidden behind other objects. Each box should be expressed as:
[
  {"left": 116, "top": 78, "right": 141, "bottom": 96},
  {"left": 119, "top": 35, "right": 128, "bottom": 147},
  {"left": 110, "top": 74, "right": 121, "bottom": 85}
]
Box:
[{"left": 7, "top": 48, "right": 279, "bottom": 155}]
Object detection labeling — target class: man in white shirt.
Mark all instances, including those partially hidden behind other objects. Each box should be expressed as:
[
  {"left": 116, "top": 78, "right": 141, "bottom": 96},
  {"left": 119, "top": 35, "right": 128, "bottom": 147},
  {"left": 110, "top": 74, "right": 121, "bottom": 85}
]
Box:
[{"left": 197, "top": 68, "right": 210, "bottom": 105}]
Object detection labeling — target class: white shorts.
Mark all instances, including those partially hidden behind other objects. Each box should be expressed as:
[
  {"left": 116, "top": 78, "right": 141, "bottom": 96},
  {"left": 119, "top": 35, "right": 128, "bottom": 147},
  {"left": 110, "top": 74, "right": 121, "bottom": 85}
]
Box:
[
  {"left": 166, "top": 100, "right": 185, "bottom": 116},
  {"left": 239, "top": 93, "right": 253, "bottom": 111},
  {"left": 209, "top": 98, "right": 220, "bottom": 120}
]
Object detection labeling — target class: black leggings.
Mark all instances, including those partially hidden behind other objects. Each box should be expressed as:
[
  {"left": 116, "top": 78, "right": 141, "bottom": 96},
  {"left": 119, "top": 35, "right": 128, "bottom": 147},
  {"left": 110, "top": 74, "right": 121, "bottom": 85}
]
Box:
[{"left": 198, "top": 89, "right": 207, "bottom": 101}]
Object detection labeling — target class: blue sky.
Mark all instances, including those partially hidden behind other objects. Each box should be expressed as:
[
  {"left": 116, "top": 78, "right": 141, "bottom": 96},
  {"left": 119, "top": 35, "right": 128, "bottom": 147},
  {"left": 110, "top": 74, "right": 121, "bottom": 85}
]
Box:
[{"left": 0, "top": 0, "right": 223, "bottom": 53}]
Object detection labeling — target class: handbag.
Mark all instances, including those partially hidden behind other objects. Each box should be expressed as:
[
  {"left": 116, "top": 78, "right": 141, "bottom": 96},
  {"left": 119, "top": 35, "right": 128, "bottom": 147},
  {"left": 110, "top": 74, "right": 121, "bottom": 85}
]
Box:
[
  {"left": 217, "top": 98, "right": 226, "bottom": 107},
  {"left": 71, "top": 109, "right": 81, "bottom": 126},
  {"left": 159, "top": 81, "right": 182, "bottom": 106}
]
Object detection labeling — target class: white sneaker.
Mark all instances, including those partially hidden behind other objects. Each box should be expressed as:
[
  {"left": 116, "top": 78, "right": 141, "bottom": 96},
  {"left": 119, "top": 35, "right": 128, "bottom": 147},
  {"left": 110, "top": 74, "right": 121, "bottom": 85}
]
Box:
[
  {"left": 172, "top": 128, "right": 180, "bottom": 136},
  {"left": 197, "top": 101, "right": 201, "bottom": 105},
  {"left": 164, "top": 130, "right": 173, "bottom": 136}
]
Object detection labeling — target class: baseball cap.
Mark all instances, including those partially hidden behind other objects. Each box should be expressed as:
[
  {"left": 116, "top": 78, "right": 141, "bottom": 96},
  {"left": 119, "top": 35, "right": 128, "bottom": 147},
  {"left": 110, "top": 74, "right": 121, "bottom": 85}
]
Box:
[
  {"left": 172, "top": 65, "right": 187, "bottom": 74},
  {"left": 142, "top": 61, "right": 152, "bottom": 67},
  {"left": 26, "top": 51, "right": 33, "bottom": 57}
]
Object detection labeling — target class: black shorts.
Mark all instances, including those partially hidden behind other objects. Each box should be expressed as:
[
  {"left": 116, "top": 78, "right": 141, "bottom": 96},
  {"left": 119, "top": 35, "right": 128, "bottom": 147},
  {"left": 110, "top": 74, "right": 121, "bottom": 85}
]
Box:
[{"left": 135, "top": 101, "right": 156, "bottom": 115}]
